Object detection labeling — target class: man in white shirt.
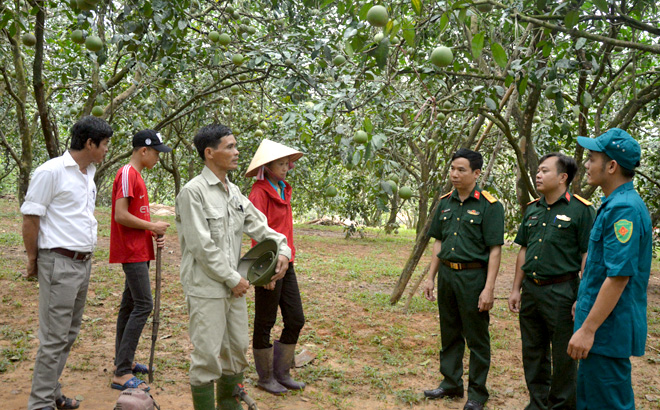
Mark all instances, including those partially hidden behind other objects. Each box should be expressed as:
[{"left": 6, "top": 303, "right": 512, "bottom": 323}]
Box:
[{"left": 21, "top": 116, "right": 113, "bottom": 410}]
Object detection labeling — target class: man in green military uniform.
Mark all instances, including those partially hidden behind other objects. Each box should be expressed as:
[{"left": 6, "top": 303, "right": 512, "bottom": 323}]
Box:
[
  {"left": 509, "top": 153, "right": 596, "bottom": 410},
  {"left": 423, "top": 148, "right": 505, "bottom": 410}
]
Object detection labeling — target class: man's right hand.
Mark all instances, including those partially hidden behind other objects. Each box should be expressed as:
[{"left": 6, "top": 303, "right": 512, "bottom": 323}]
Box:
[
  {"left": 508, "top": 291, "right": 521, "bottom": 313},
  {"left": 25, "top": 258, "right": 38, "bottom": 279},
  {"left": 423, "top": 278, "right": 436, "bottom": 301},
  {"left": 231, "top": 277, "right": 250, "bottom": 298},
  {"left": 151, "top": 221, "right": 170, "bottom": 236}
]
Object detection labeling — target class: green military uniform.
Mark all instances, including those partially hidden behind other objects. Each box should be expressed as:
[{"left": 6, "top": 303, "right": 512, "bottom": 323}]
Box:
[
  {"left": 514, "top": 191, "right": 595, "bottom": 410},
  {"left": 428, "top": 185, "right": 504, "bottom": 404}
]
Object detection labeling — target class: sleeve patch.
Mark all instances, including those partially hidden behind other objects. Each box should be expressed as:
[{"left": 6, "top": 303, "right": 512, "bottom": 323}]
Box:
[
  {"left": 481, "top": 190, "right": 498, "bottom": 204},
  {"left": 614, "top": 219, "right": 633, "bottom": 243},
  {"left": 574, "top": 194, "right": 593, "bottom": 206}
]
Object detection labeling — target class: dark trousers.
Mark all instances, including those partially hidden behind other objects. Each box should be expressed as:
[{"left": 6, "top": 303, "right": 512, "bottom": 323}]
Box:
[
  {"left": 577, "top": 353, "right": 633, "bottom": 410},
  {"left": 253, "top": 263, "right": 305, "bottom": 349},
  {"left": 521, "top": 276, "right": 578, "bottom": 410},
  {"left": 437, "top": 265, "right": 490, "bottom": 404},
  {"left": 114, "top": 262, "right": 153, "bottom": 376}
]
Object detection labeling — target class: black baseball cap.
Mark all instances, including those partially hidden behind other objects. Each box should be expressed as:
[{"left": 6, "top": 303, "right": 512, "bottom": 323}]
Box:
[{"left": 132, "top": 129, "right": 172, "bottom": 152}]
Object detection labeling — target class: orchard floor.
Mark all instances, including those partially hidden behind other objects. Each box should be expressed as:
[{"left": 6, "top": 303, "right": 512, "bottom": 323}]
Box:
[{"left": 0, "top": 196, "right": 659, "bottom": 410}]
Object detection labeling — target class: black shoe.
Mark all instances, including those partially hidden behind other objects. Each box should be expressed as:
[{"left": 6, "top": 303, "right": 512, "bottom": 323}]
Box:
[
  {"left": 423, "top": 386, "right": 464, "bottom": 399},
  {"left": 463, "top": 399, "right": 484, "bottom": 410}
]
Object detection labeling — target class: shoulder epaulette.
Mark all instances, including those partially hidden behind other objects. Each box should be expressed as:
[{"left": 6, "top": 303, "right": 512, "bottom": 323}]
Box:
[
  {"left": 527, "top": 198, "right": 540, "bottom": 206},
  {"left": 440, "top": 191, "right": 452, "bottom": 199},
  {"left": 481, "top": 190, "right": 498, "bottom": 204},
  {"left": 574, "top": 194, "right": 593, "bottom": 206}
]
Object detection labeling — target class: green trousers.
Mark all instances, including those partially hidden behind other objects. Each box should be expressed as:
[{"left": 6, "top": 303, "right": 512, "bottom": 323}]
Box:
[
  {"left": 520, "top": 277, "right": 578, "bottom": 410},
  {"left": 436, "top": 265, "right": 490, "bottom": 404}
]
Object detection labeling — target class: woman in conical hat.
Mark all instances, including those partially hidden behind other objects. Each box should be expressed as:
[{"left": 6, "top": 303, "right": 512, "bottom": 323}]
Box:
[{"left": 246, "top": 139, "right": 306, "bottom": 395}]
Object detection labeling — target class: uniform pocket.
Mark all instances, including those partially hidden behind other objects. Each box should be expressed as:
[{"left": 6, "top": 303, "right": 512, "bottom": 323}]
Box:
[{"left": 203, "top": 206, "right": 225, "bottom": 245}]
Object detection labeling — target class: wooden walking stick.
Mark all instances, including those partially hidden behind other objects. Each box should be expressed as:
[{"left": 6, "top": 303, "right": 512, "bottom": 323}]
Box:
[{"left": 148, "top": 235, "right": 163, "bottom": 384}]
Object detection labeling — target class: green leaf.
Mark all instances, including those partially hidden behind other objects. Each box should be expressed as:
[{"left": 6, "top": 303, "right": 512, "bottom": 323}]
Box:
[
  {"left": 564, "top": 10, "right": 579, "bottom": 29},
  {"left": 593, "top": 0, "right": 609, "bottom": 13},
  {"left": 401, "top": 20, "right": 415, "bottom": 47},
  {"left": 439, "top": 13, "right": 449, "bottom": 33},
  {"left": 358, "top": 2, "right": 371, "bottom": 21},
  {"left": 518, "top": 76, "right": 528, "bottom": 95},
  {"left": 411, "top": 0, "right": 423, "bottom": 16},
  {"left": 491, "top": 42, "right": 507, "bottom": 68},
  {"left": 542, "top": 44, "right": 552, "bottom": 58},
  {"left": 575, "top": 37, "right": 586, "bottom": 50},
  {"left": 471, "top": 32, "right": 485, "bottom": 60},
  {"left": 554, "top": 94, "right": 564, "bottom": 114},
  {"left": 385, "top": 19, "right": 394, "bottom": 34},
  {"left": 374, "top": 39, "right": 389, "bottom": 69},
  {"left": 345, "top": 41, "right": 354, "bottom": 58},
  {"left": 363, "top": 117, "right": 373, "bottom": 133},
  {"left": 485, "top": 97, "right": 497, "bottom": 111}
]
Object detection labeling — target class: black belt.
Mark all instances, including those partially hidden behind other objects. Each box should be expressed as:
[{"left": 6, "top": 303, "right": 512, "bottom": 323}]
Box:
[
  {"left": 50, "top": 248, "right": 92, "bottom": 261},
  {"left": 440, "top": 259, "right": 485, "bottom": 270},
  {"left": 528, "top": 272, "right": 578, "bottom": 286}
]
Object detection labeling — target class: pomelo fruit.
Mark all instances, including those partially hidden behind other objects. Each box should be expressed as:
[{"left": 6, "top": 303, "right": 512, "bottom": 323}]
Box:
[
  {"left": 367, "top": 5, "right": 389, "bottom": 27},
  {"left": 430, "top": 46, "right": 453, "bottom": 67}
]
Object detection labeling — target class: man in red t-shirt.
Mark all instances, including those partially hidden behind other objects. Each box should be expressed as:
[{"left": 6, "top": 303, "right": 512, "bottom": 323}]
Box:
[{"left": 109, "top": 129, "right": 171, "bottom": 392}]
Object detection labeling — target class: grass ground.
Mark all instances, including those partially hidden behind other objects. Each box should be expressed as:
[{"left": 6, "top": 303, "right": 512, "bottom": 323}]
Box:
[{"left": 0, "top": 196, "right": 658, "bottom": 409}]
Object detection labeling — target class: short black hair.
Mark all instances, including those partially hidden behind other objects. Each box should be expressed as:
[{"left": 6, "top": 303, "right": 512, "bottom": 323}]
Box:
[
  {"left": 193, "top": 123, "right": 233, "bottom": 161},
  {"left": 69, "top": 116, "right": 113, "bottom": 150},
  {"left": 451, "top": 148, "right": 483, "bottom": 171},
  {"left": 539, "top": 152, "right": 578, "bottom": 186},
  {"left": 600, "top": 151, "right": 635, "bottom": 179}
]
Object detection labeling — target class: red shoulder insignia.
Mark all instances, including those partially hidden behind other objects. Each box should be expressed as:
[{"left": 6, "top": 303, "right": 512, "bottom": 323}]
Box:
[
  {"left": 574, "top": 194, "right": 593, "bottom": 206},
  {"left": 527, "top": 198, "right": 540, "bottom": 205}
]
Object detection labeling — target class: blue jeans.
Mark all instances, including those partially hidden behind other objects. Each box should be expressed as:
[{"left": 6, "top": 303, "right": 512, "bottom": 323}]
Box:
[{"left": 114, "top": 262, "right": 153, "bottom": 377}]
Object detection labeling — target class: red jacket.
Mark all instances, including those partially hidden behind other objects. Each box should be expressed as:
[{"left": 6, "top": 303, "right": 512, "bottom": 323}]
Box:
[{"left": 248, "top": 179, "right": 295, "bottom": 262}]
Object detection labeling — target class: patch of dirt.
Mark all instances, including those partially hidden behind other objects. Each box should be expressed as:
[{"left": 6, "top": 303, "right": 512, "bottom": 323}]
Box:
[{"left": 0, "top": 198, "right": 659, "bottom": 410}]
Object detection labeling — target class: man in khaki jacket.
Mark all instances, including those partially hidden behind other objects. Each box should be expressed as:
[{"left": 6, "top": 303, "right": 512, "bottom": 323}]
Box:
[{"left": 175, "top": 124, "right": 291, "bottom": 410}]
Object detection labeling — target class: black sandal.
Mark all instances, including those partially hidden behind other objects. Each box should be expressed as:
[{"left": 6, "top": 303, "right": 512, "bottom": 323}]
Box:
[{"left": 55, "top": 395, "right": 80, "bottom": 410}]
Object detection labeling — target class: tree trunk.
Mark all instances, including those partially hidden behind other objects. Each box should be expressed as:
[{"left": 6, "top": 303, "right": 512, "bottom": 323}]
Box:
[
  {"left": 5, "top": 29, "right": 32, "bottom": 204},
  {"left": 32, "top": 1, "right": 60, "bottom": 159}
]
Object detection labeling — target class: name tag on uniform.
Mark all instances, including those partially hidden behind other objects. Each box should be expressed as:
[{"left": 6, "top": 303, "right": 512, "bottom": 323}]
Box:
[
  {"left": 556, "top": 215, "right": 571, "bottom": 221},
  {"left": 529, "top": 216, "right": 538, "bottom": 220},
  {"left": 441, "top": 208, "right": 451, "bottom": 213},
  {"left": 467, "top": 210, "right": 480, "bottom": 215}
]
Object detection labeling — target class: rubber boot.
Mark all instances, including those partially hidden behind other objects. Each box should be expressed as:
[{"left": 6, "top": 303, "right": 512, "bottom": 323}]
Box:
[
  {"left": 253, "top": 347, "right": 288, "bottom": 395},
  {"left": 273, "top": 340, "right": 306, "bottom": 391},
  {"left": 191, "top": 382, "right": 215, "bottom": 410},
  {"left": 216, "top": 373, "right": 244, "bottom": 410}
]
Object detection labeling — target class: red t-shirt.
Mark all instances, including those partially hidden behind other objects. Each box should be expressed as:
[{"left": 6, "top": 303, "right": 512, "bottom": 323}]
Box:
[
  {"left": 248, "top": 179, "right": 295, "bottom": 262},
  {"left": 109, "top": 165, "right": 155, "bottom": 263}
]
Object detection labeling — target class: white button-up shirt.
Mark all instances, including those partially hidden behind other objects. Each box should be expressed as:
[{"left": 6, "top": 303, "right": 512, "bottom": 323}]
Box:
[{"left": 20, "top": 151, "right": 98, "bottom": 252}]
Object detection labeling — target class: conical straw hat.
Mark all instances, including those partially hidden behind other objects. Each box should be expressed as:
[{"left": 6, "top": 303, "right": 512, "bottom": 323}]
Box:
[{"left": 245, "top": 139, "right": 304, "bottom": 178}]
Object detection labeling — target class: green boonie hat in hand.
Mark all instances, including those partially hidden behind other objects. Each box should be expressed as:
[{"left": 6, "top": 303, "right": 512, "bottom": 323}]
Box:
[
  {"left": 238, "top": 239, "right": 279, "bottom": 286},
  {"left": 577, "top": 128, "right": 641, "bottom": 170}
]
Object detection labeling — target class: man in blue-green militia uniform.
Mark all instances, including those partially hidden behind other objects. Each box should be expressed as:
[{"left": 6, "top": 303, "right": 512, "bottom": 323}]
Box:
[
  {"left": 423, "top": 148, "right": 504, "bottom": 410},
  {"left": 567, "top": 128, "right": 652, "bottom": 410},
  {"left": 509, "top": 152, "right": 596, "bottom": 410}
]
